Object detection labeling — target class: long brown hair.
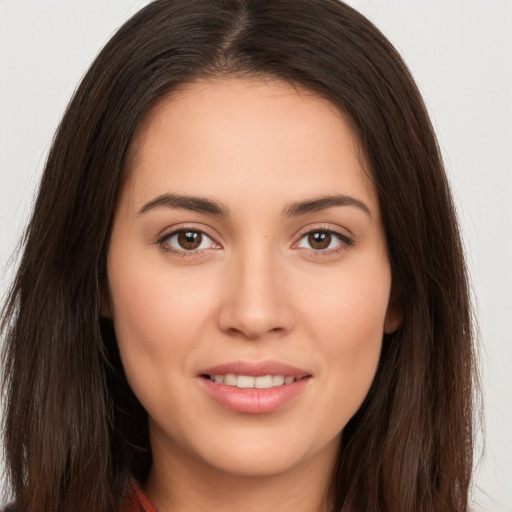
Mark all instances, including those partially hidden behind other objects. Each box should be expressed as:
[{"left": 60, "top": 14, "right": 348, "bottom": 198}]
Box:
[{"left": 1, "top": 1, "right": 476, "bottom": 511}]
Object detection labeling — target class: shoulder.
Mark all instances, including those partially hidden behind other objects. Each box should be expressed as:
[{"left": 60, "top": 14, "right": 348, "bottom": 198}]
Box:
[{"left": 122, "top": 482, "right": 158, "bottom": 512}]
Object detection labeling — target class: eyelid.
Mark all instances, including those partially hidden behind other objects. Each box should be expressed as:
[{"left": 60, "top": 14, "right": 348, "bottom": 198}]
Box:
[
  {"left": 155, "top": 223, "right": 222, "bottom": 254},
  {"left": 292, "top": 225, "right": 354, "bottom": 252}
]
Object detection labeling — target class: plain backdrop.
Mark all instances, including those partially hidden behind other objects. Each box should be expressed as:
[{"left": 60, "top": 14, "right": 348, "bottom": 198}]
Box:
[{"left": 0, "top": 1, "right": 511, "bottom": 510}]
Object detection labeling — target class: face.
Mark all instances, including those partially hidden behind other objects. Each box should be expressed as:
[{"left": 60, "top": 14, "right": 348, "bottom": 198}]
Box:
[{"left": 106, "top": 78, "right": 398, "bottom": 479}]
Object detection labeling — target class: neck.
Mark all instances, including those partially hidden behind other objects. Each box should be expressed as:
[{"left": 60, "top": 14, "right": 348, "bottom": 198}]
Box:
[{"left": 145, "top": 438, "right": 338, "bottom": 512}]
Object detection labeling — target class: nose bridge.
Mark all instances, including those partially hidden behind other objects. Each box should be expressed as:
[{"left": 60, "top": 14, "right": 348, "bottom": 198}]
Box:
[{"left": 218, "top": 238, "right": 293, "bottom": 339}]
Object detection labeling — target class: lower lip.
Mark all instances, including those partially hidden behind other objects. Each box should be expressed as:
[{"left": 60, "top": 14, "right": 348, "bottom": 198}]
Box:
[{"left": 199, "top": 377, "right": 310, "bottom": 414}]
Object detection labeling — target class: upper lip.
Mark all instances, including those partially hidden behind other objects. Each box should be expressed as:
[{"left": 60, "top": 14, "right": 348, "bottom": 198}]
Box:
[{"left": 199, "top": 360, "right": 312, "bottom": 378}]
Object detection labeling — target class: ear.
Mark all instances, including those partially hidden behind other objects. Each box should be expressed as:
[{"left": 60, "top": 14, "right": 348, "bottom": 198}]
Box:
[{"left": 384, "top": 284, "right": 404, "bottom": 334}]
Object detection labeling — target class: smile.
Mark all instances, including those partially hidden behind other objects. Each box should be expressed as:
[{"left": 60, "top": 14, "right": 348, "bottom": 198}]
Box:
[
  {"left": 204, "top": 374, "right": 298, "bottom": 389},
  {"left": 198, "top": 361, "right": 312, "bottom": 414}
]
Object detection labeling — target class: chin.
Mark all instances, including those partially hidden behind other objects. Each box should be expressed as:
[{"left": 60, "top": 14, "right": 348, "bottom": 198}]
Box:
[
  {"left": 203, "top": 449, "right": 309, "bottom": 478},
  {"left": 192, "top": 427, "right": 340, "bottom": 479}
]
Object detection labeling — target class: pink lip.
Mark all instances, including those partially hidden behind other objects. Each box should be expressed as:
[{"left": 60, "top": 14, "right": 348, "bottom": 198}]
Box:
[
  {"left": 199, "top": 360, "right": 311, "bottom": 378},
  {"left": 198, "top": 360, "right": 312, "bottom": 415}
]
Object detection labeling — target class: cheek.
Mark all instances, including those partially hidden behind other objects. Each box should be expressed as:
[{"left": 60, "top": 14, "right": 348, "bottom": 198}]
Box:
[
  {"left": 108, "top": 277, "right": 203, "bottom": 438},
  {"left": 304, "top": 262, "right": 391, "bottom": 349},
  {"left": 106, "top": 250, "right": 212, "bottom": 403},
  {"left": 108, "top": 246, "right": 213, "bottom": 345},
  {"left": 300, "top": 259, "right": 391, "bottom": 413}
]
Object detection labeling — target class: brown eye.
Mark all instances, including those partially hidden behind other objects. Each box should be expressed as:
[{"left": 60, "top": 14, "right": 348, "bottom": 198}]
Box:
[
  {"left": 307, "top": 231, "right": 332, "bottom": 250},
  {"left": 296, "top": 229, "right": 351, "bottom": 253},
  {"left": 177, "top": 231, "right": 202, "bottom": 250},
  {"left": 162, "top": 229, "right": 216, "bottom": 253}
]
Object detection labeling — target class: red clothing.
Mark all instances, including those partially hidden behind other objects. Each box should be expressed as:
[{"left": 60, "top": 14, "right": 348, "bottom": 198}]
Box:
[{"left": 122, "top": 483, "right": 159, "bottom": 512}]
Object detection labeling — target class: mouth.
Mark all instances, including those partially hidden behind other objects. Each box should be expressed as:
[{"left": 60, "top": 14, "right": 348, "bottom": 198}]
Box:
[
  {"left": 198, "top": 361, "right": 312, "bottom": 414},
  {"left": 201, "top": 373, "right": 307, "bottom": 389}
]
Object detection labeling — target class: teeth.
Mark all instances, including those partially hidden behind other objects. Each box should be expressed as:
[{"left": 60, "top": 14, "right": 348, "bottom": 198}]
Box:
[
  {"left": 255, "top": 375, "right": 273, "bottom": 389},
  {"left": 224, "top": 373, "right": 237, "bottom": 386},
  {"left": 237, "top": 375, "right": 255, "bottom": 388},
  {"left": 272, "top": 375, "right": 285, "bottom": 386},
  {"left": 209, "top": 374, "right": 298, "bottom": 389}
]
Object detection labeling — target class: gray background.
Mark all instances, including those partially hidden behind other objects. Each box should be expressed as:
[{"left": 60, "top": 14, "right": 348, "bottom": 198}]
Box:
[{"left": 1, "top": 1, "right": 511, "bottom": 510}]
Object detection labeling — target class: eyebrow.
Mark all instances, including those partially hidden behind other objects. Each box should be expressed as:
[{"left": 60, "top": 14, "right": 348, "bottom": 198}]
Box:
[
  {"left": 138, "top": 193, "right": 229, "bottom": 216},
  {"left": 283, "top": 194, "right": 372, "bottom": 218},
  {"left": 138, "top": 192, "right": 371, "bottom": 219}
]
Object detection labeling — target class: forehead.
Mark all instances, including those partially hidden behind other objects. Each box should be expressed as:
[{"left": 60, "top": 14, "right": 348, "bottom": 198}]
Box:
[{"left": 123, "top": 78, "right": 378, "bottom": 214}]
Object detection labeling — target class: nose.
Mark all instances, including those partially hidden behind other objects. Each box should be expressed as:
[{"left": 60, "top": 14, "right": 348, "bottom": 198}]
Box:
[{"left": 217, "top": 247, "right": 295, "bottom": 340}]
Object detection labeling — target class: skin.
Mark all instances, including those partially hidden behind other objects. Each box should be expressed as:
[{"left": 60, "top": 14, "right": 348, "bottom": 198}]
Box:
[{"left": 106, "top": 78, "right": 400, "bottom": 512}]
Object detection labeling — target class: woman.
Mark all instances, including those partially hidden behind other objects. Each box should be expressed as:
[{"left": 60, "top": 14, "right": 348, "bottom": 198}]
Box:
[{"left": 1, "top": 1, "right": 476, "bottom": 511}]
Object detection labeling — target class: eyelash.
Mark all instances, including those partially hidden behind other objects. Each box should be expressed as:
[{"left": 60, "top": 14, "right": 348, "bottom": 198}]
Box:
[
  {"left": 293, "top": 226, "right": 354, "bottom": 257},
  {"left": 156, "top": 226, "right": 354, "bottom": 257},
  {"left": 156, "top": 225, "right": 219, "bottom": 257}
]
